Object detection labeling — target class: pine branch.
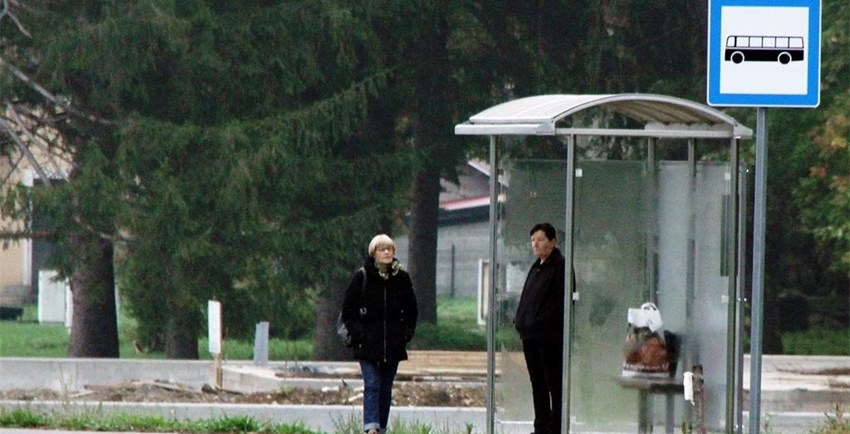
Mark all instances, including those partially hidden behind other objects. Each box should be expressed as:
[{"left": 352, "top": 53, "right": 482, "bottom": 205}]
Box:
[
  {"left": 5, "top": 103, "right": 69, "bottom": 177},
  {"left": 0, "top": 115, "right": 51, "bottom": 183},
  {"left": 0, "top": 0, "right": 31, "bottom": 37},
  {"left": 257, "top": 67, "right": 394, "bottom": 147},
  {"left": 0, "top": 229, "right": 50, "bottom": 240},
  {"left": 0, "top": 55, "right": 114, "bottom": 126},
  {"left": 15, "top": 109, "right": 78, "bottom": 163},
  {"left": 0, "top": 153, "right": 24, "bottom": 186}
]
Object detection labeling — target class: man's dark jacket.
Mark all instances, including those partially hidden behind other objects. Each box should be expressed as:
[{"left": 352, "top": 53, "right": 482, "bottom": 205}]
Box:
[{"left": 515, "top": 247, "right": 566, "bottom": 340}]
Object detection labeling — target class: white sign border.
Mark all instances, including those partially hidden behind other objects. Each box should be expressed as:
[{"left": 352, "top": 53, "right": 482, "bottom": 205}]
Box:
[{"left": 707, "top": 0, "right": 821, "bottom": 107}]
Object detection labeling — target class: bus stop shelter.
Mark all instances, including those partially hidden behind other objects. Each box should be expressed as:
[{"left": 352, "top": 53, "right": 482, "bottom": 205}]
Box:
[{"left": 455, "top": 94, "right": 754, "bottom": 433}]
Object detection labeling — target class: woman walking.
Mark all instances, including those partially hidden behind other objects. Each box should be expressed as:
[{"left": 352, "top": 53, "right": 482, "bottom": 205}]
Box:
[{"left": 340, "top": 234, "right": 418, "bottom": 434}]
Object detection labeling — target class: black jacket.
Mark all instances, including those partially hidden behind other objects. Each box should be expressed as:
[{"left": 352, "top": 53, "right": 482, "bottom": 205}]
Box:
[
  {"left": 340, "top": 257, "right": 418, "bottom": 362},
  {"left": 514, "top": 247, "right": 566, "bottom": 340}
]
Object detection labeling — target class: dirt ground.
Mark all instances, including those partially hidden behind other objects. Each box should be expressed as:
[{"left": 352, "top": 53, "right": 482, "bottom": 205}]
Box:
[{"left": 0, "top": 380, "right": 485, "bottom": 407}]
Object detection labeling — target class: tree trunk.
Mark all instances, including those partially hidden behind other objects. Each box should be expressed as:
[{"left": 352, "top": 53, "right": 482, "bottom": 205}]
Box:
[
  {"left": 164, "top": 307, "right": 200, "bottom": 359},
  {"left": 407, "top": 1, "right": 451, "bottom": 325},
  {"left": 313, "top": 279, "right": 350, "bottom": 361},
  {"left": 68, "top": 232, "right": 119, "bottom": 358},
  {"left": 408, "top": 168, "right": 440, "bottom": 324}
]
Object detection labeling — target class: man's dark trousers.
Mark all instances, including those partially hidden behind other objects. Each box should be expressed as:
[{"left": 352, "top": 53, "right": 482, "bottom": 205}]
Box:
[{"left": 522, "top": 336, "right": 564, "bottom": 434}]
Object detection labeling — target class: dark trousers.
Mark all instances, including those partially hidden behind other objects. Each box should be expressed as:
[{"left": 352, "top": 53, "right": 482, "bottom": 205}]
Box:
[{"left": 522, "top": 337, "right": 564, "bottom": 434}]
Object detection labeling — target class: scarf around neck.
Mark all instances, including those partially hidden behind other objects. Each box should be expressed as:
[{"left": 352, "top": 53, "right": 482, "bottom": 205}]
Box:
[{"left": 377, "top": 259, "right": 402, "bottom": 280}]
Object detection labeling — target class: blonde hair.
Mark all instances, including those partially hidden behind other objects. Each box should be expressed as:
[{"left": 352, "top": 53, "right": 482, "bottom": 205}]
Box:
[{"left": 368, "top": 234, "right": 395, "bottom": 257}]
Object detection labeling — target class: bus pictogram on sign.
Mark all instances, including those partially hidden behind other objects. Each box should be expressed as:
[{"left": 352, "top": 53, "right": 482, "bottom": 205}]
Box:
[{"left": 724, "top": 35, "right": 805, "bottom": 64}]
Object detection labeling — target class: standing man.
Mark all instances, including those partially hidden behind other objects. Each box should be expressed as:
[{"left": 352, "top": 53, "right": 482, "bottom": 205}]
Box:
[{"left": 515, "top": 222, "right": 566, "bottom": 434}]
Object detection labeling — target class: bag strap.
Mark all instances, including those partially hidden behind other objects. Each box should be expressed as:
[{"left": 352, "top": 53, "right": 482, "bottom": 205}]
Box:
[
  {"left": 641, "top": 302, "right": 659, "bottom": 311},
  {"left": 358, "top": 267, "right": 367, "bottom": 304}
]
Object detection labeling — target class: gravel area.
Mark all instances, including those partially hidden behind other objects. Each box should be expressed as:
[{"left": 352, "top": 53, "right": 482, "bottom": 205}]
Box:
[{"left": 0, "top": 380, "right": 485, "bottom": 407}]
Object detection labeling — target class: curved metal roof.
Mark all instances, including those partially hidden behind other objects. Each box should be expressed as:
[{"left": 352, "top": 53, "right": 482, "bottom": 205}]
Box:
[{"left": 455, "top": 94, "right": 752, "bottom": 139}]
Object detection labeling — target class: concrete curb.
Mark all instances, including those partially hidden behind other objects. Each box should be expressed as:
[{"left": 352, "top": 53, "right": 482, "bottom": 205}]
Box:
[{"left": 0, "top": 358, "right": 216, "bottom": 391}]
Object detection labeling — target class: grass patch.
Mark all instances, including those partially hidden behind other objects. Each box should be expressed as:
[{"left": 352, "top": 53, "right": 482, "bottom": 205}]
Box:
[
  {"left": 0, "top": 408, "right": 48, "bottom": 427},
  {"left": 0, "top": 296, "right": 484, "bottom": 358},
  {"left": 197, "top": 337, "right": 314, "bottom": 361},
  {"left": 2, "top": 406, "right": 846, "bottom": 433},
  {"left": 0, "top": 304, "right": 69, "bottom": 357},
  {"left": 817, "top": 405, "right": 850, "bottom": 434},
  {"left": 0, "top": 408, "right": 480, "bottom": 433},
  {"left": 436, "top": 295, "right": 480, "bottom": 325},
  {"left": 781, "top": 329, "right": 850, "bottom": 356},
  {"left": 0, "top": 321, "right": 70, "bottom": 357},
  {"left": 8, "top": 296, "right": 849, "bottom": 357},
  {"left": 410, "top": 296, "right": 485, "bottom": 351},
  {"left": 0, "top": 314, "right": 313, "bottom": 360},
  {"left": 411, "top": 322, "right": 485, "bottom": 351},
  {"left": 0, "top": 409, "right": 281, "bottom": 433}
]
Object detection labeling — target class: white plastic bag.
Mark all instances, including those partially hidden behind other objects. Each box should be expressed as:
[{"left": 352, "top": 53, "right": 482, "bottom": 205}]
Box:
[{"left": 627, "top": 302, "right": 663, "bottom": 332}]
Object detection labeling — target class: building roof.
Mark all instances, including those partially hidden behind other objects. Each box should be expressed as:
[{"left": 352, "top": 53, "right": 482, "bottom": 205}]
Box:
[{"left": 438, "top": 160, "right": 494, "bottom": 225}]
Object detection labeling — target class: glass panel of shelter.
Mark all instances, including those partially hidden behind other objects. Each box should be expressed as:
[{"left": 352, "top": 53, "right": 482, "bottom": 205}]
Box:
[{"left": 492, "top": 135, "right": 738, "bottom": 433}]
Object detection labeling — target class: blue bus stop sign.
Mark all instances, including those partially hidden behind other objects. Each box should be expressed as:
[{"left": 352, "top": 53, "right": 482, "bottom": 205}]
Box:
[{"left": 707, "top": 0, "right": 821, "bottom": 107}]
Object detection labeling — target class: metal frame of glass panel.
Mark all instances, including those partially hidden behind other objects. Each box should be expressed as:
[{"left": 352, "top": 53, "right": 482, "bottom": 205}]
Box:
[{"left": 455, "top": 94, "right": 753, "bottom": 434}]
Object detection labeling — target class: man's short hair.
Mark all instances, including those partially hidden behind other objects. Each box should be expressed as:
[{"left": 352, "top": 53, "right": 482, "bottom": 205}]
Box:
[{"left": 529, "top": 222, "right": 557, "bottom": 240}]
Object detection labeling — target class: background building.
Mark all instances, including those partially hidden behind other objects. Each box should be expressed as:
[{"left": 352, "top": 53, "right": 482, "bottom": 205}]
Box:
[{"left": 395, "top": 160, "right": 494, "bottom": 300}]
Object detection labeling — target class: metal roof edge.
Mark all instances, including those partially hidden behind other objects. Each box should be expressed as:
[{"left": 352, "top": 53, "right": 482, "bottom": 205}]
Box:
[
  {"left": 455, "top": 123, "right": 553, "bottom": 136},
  {"left": 553, "top": 93, "right": 745, "bottom": 128},
  {"left": 456, "top": 93, "right": 752, "bottom": 139}
]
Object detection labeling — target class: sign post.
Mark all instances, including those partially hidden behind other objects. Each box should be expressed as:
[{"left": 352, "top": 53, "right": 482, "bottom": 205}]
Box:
[
  {"left": 208, "top": 300, "right": 223, "bottom": 389},
  {"left": 707, "top": 1, "right": 821, "bottom": 432}
]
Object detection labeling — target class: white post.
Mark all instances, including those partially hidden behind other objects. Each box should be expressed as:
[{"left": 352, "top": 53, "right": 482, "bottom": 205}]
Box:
[{"left": 208, "top": 300, "right": 223, "bottom": 389}]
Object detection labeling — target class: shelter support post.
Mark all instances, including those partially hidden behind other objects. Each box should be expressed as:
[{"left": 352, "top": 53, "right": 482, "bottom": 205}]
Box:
[
  {"left": 749, "top": 108, "right": 768, "bottom": 434},
  {"left": 486, "top": 135, "right": 498, "bottom": 434},
  {"left": 734, "top": 163, "right": 750, "bottom": 434},
  {"left": 647, "top": 137, "right": 658, "bottom": 303},
  {"left": 725, "top": 137, "right": 740, "bottom": 431},
  {"left": 561, "top": 134, "right": 577, "bottom": 433},
  {"left": 685, "top": 138, "right": 697, "bottom": 426}
]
